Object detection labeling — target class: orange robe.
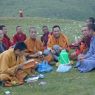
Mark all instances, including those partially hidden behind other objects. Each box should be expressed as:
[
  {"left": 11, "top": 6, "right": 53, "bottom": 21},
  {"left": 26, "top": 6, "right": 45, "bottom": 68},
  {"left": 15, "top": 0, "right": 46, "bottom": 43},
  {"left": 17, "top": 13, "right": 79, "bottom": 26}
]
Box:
[
  {"left": 24, "top": 37, "right": 43, "bottom": 54},
  {"left": 0, "top": 48, "right": 28, "bottom": 84},
  {"left": 25, "top": 38, "right": 52, "bottom": 62},
  {"left": 47, "top": 33, "right": 69, "bottom": 50}
]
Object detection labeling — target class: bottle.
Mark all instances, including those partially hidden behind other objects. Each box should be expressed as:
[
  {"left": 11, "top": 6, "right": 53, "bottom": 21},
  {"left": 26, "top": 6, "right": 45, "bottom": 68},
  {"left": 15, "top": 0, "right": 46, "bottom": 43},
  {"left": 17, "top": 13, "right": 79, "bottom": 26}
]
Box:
[{"left": 58, "top": 49, "right": 70, "bottom": 64}]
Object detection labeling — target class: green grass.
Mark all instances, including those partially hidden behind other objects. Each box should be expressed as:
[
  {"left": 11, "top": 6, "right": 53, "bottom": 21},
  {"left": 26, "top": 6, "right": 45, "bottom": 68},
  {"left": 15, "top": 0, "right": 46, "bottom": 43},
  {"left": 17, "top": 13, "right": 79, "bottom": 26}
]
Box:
[
  {"left": 1, "top": 68, "right": 95, "bottom": 95},
  {"left": 0, "top": 17, "right": 94, "bottom": 95},
  {"left": 0, "top": 0, "right": 95, "bottom": 20}
]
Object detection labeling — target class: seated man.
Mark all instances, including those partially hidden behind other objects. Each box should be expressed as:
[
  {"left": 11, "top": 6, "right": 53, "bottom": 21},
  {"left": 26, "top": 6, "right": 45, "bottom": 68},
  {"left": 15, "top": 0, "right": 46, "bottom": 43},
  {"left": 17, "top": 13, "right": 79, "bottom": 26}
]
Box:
[
  {"left": 0, "top": 25, "right": 11, "bottom": 49},
  {"left": 0, "top": 30, "right": 6, "bottom": 53},
  {"left": 41, "top": 26, "right": 50, "bottom": 48},
  {"left": 70, "top": 25, "right": 92, "bottom": 60},
  {"left": 48, "top": 25, "right": 69, "bottom": 49},
  {"left": 25, "top": 27, "right": 44, "bottom": 59},
  {"left": 13, "top": 26, "right": 26, "bottom": 44},
  {"left": 76, "top": 24, "right": 95, "bottom": 73},
  {"left": 0, "top": 42, "right": 32, "bottom": 87},
  {"left": 25, "top": 27, "right": 52, "bottom": 63},
  {"left": 70, "top": 17, "right": 95, "bottom": 58},
  {"left": 47, "top": 25, "right": 69, "bottom": 61},
  {"left": 25, "top": 26, "right": 43, "bottom": 55}
]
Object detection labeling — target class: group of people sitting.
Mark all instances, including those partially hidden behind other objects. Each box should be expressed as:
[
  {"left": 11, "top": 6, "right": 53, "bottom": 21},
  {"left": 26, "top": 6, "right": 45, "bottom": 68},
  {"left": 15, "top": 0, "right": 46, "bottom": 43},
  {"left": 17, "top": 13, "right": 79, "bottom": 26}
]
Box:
[{"left": 0, "top": 17, "right": 95, "bottom": 87}]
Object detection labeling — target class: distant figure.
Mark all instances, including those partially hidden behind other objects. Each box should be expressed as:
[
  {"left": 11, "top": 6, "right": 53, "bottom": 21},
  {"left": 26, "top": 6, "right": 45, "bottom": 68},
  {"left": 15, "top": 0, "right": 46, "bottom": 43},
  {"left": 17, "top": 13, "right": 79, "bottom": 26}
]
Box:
[
  {"left": 13, "top": 26, "right": 26, "bottom": 44},
  {"left": 19, "top": 9, "right": 24, "bottom": 17}
]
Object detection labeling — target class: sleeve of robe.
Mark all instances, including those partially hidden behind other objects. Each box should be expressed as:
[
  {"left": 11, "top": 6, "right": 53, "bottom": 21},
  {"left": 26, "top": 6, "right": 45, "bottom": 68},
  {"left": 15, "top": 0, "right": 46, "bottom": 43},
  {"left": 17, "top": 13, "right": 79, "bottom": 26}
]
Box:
[
  {"left": 23, "top": 33, "right": 27, "bottom": 41},
  {"left": 24, "top": 38, "right": 34, "bottom": 53},
  {"left": 47, "top": 33, "right": 70, "bottom": 50},
  {"left": 61, "top": 34, "right": 70, "bottom": 50},
  {"left": 47, "top": 35, "right": 54, "bottom": 49},
  {"left": 84, "top": 37, "right": 95, "bottom": 58},
  {"left": 24, "top": 38, "right": 44, "bottom": 53},
  {"left": 0, "top": 54, "right": 19, "bottom": 75},
  {"left": 2, "top": 38, "right": 11, "bottom": 49},
  {"left": 13, "top": 34, "right": 18, "bottom": 44}
]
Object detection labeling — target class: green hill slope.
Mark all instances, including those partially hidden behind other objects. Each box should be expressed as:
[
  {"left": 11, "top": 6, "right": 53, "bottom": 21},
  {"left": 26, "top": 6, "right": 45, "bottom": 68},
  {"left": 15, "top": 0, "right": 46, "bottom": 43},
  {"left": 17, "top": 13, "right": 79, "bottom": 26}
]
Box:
[{"left": 0, "top": 0, "right": 95, "bottom": 20}]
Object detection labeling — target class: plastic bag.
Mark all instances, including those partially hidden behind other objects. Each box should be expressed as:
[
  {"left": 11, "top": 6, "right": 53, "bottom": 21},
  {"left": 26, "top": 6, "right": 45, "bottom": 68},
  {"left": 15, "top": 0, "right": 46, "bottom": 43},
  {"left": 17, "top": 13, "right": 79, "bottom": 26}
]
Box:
[
  {"left": 37, "top": 60, "right": 53, "bottom": 73},
  {"left": 56, "top": 64, "right": 72, "bottom": 72}
]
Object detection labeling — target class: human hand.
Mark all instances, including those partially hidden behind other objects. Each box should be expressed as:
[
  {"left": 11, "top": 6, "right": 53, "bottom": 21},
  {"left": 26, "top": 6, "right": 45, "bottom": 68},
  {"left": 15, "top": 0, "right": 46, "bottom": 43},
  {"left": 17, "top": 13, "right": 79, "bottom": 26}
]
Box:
[
  {"left": 78, "top": 54, "right": 85, "bottom": 61},
  {"left": 17, "top": 64, "right": 24, "bottom": 70}
]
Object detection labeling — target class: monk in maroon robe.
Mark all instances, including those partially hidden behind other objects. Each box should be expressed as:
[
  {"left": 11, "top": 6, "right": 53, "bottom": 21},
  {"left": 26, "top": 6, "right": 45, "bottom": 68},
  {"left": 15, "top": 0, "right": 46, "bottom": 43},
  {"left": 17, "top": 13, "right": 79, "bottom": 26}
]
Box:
[
  {"left": 0, "top": 25, "right": 11, "bottom": 49},
  {"left": 13, "top": 26, "right": 26, "bottom": 44},
  {"left": 41, "top": 26, "right": 50, "bottom": 48}
]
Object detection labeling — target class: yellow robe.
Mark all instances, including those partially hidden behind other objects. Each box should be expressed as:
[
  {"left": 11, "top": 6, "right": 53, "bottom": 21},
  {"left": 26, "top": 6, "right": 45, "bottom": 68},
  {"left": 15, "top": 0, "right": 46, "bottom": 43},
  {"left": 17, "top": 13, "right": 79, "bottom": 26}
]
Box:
[
  {"left": 24, "top": 37, "right": 44, "bottom": 54},
  {"left": 0, "top": 48, "right": 27, "bottom": 82},
  {"left": 47, "top": 33, "right": 69, "bottom": 50},
  {"left": 25, "top": 38, "right": 53, "bottom": 63}
]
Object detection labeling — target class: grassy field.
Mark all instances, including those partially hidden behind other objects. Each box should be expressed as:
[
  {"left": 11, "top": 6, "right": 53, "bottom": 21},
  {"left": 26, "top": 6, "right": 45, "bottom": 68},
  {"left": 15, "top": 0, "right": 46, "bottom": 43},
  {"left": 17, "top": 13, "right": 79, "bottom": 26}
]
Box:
[
  {"left": 0, "top": 17, "right": 95, "bottom": 95},
  {"left": 0, "top": 0, "right": 95, "bottom": 20},
  {"left": 1, "top": 68, "right": 95, "bottom": 95}
]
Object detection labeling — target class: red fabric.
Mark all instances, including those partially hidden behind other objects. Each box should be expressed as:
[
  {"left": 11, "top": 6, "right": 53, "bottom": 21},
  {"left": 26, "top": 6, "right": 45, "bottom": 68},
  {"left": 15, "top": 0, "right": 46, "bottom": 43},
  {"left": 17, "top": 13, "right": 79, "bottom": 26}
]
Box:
[
  {"left": 79, "top": 42, "right": 87, "bottom": 53},
  {"left": 13, "top": 32, "right": 26, "bottom": 44},
  {"left": 75, "top": 49, "right": 81, "bottom": 56},
  {"left": 19, "top": 13, "right": 23, "bottom": 17},
  {"left": 75, "top": 42, "right": 86, "bottom": 56},
  {"left": 2, "top": 34, "right": 12, "bottom": 49}
]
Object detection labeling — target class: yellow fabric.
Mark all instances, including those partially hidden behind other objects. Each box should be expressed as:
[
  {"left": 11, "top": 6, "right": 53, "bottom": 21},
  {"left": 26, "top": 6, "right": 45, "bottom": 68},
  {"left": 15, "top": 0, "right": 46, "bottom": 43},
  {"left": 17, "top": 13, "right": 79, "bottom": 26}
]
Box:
[
  {"left": 24, "top": 37, "right": 44, "bottom": 54},
  {"left": 25, "top": 38, "right": 52, "bottom": 63},
  {"left": 0, "top": 48, "right": 27, "bottom": 81},
  {"left": 47, "top": 33, "right": 69, "bottom": 50}
]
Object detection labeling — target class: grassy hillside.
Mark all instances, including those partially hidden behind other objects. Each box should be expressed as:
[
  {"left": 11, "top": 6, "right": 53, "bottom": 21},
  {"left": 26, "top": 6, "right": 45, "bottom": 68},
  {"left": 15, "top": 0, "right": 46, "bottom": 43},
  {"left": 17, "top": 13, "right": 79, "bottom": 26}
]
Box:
[
  {"left": 0, "top": 0, "right": 95, "bottom": 20},
  {"left": 0, "top": 18, "right": 95, "bottom": 95}
]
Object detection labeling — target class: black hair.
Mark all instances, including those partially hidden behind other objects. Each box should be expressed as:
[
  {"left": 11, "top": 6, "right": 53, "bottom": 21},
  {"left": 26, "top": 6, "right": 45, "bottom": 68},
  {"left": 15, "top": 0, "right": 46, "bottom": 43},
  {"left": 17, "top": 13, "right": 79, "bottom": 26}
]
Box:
[
  {"left": 42, "top": 26, "right": 48, "bottom": 29},
  {"left": 87, "top": 24, "right": 95, "bottom": 32},
  {"left": 0, "top": 25, "right": 6, "bottom": 30},
  {"left": 16, "top": 26, "right": 21, "bottom": 30},
  {"left": 88, "top": 17, "right": 95, "bottom": 24},
  {"left": 52, "top": 25, "right": 61, "bottom": 31},
  {"left": 14, "top": 42, "right": 27, "bottom": 51},
  {"left": 29, "top": 26, "right": 36, "bottom": 32}
]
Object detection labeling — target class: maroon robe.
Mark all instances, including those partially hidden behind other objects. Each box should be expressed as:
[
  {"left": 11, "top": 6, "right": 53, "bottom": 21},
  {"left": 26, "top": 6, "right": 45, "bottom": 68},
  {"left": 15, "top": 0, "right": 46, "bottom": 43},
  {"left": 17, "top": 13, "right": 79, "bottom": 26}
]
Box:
[
  {"left": 13, "top": 32, "right": 26, "bottom": 44},
  {"left": 41, "top": 32, "right": 49, "bottom": 47},
  {"left": 2, "top": 34, "right": 11, "bottom": 49}
]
